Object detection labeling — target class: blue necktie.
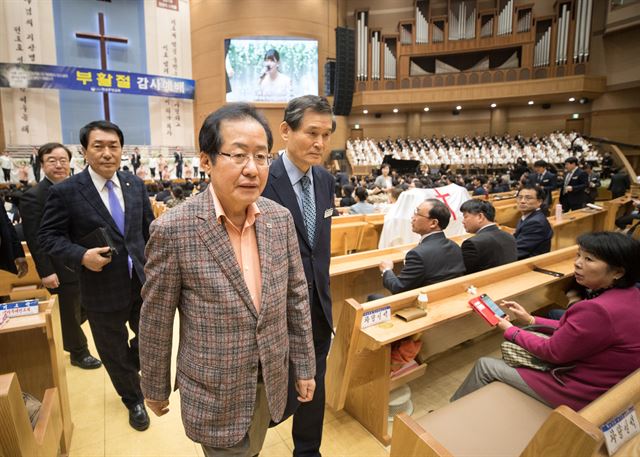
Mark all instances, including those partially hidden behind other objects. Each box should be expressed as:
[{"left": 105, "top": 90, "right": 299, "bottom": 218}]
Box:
[
  {"left": 300, "top": 175, "right": 316, "bottom": 247},
  {"left": 106, "top": 180, "right": 132, "bottom": 276}
]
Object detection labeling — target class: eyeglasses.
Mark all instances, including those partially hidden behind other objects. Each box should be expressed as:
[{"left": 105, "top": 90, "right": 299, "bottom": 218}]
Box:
[
  {"left": 44, "top": 158, "right": 69, "bottom": 166},
  {"left": 218, "top": 151, "right": 272, "bottom": 167},
  {"left": 515, "top": 195, "right": 537, "bottom": 201},
  {"left": 413, "top": 208, "right": 430, "bottom": 218}
]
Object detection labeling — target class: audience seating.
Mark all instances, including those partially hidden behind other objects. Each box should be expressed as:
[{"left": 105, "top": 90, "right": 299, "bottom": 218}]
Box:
[
  {"left": 0, "top": 243, "right": 41, "bottom": 296},
  {"left": 330, "top": 222, "right": 367, "bottom": 256},
  {"left": 0, "top": 372, "right": 63, "bottom": 457},
  {"left": 326, "top": 246, "right": 578, "bottom": 445},
  {"left": 390, "top": 368, "right": 640, "bottom": 457}
]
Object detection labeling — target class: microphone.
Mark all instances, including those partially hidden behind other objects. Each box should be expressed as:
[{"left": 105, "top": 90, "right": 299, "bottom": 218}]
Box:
[{"left": 260, "top": 63, "right": 273, "bottom": 78}]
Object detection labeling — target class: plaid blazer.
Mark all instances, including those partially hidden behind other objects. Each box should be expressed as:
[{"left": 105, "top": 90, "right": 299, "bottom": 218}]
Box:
[
  {"left": 139, "top": 190, "right": 315, "bottom": 448},
  {"left": 38, "top": 169, "right": 154, "bottom": 311}
]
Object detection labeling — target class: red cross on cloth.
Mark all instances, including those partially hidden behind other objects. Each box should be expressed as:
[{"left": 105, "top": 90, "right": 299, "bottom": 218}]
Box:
[{"left": 434, "top": 188, "right": 457, "bottom": 220}]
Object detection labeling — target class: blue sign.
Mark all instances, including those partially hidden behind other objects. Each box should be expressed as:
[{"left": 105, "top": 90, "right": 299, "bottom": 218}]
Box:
[{"left": 0, "top": 62, "right": 195, "bottom": 99}]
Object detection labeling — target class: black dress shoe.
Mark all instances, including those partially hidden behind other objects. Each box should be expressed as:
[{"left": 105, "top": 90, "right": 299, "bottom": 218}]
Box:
[
  {"left": 129, "top": 403, "right": 150, "bottom": 431},
  {"left": 70, "top": 355, "right": 102, "bottom": 370}
]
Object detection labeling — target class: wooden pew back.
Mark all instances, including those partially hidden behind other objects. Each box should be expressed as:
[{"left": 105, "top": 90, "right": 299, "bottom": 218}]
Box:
[{"left": 0, "top": 372, "right": 63, "bottom": 457}]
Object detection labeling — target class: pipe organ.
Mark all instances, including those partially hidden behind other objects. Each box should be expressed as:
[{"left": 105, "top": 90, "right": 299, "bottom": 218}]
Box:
[
  {"left": 573, "top": 0, "right": 593, "bottom": 62},
  {"left": 497, "top": 0, "right": 513, "bottom": 36},
  {"left": 356, "top": 10, "right": 368, "bottom": 81},
  {"left": 448, "top": 0, "right": 476, "bottom": 41},
  {"left": 352, "top": 0, "right": 594, "bottom": 88}
]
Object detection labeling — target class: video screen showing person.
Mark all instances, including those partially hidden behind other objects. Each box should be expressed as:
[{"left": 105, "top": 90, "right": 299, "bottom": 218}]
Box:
[{"left": 224, "top": 37, "right": 318, "bottom": 103}]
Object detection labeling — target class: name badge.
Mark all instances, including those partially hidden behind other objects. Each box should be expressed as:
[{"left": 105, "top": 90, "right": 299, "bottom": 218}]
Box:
[{"left": 324, "top": 208, "right": 333, "bottom": 218}]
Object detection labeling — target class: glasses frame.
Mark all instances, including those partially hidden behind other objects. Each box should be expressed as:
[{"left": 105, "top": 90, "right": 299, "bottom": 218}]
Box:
[
  {"left": 218, "top": 151, "right": 272, "bottom": 167},
  {"left": 43, "top": 158, "right": 70, "bottom": 166},
  {"left": 413, "top": 208, "right": 431, "bottom": 218}
]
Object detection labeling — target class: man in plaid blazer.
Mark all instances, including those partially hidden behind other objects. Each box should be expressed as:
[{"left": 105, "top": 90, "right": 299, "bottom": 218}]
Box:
[
  {"left": 140, "top": 103, "right": 316, "bottom": 456},
  {"left": 39, "top": 120, "right": 155, "bottom": 431}
]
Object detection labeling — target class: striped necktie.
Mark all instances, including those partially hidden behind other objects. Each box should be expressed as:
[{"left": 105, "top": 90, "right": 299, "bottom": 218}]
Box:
[{"left": 300, "top": 175, "right": 316, "bottom": 246}]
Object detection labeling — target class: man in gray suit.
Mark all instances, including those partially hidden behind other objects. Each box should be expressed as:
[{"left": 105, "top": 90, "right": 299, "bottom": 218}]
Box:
[
  {"left": 378, "top": 199, "right": 465, "bottom": 294},
  {"left": 140, "top": 103, "right": 315, "bottom": 456}
]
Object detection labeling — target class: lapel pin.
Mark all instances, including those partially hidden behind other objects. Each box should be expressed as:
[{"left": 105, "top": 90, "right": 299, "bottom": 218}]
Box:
[{"left": 126, "top": 182, "right": 130, "bottom": 187}]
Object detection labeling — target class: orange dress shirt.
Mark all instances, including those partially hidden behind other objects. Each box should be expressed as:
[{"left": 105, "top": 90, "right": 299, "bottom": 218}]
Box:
[{"left": 209, "top": 186, "right": 262, "bottom": 312}]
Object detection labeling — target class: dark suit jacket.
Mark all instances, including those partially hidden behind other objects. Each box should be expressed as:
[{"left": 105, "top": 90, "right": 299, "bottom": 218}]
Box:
[
  {"left": 262, "top": 155, "right": 335, "bottom": 331},
  {"left": 383, "top": 231, "right": 465, "bottom": 294},
  {"left": 461, "top": 224, "right": 517, "bottom": 274},
  {"left": 20, "top": 178, "right": 77, "bottom": 283},
  {"left": 560, "top": 168, "right": 588, "bottom": 209},
  {"left": 0, "top": 204, "right": 24, "bottom": 274},
  {"left": 527, "top": 171, "right": 557, "bottom": 206},
  {"left": 39, "top": 168, "right": 154, "bottom": 312},
  {"left": 609, "top": 171, "right": 631, "bottom": 199},
  {"left": 514, "top": 209, "right": 554, "bottom": 260},
  {"left": 174, "top": 152, "right": 183, "bottom": 165}
]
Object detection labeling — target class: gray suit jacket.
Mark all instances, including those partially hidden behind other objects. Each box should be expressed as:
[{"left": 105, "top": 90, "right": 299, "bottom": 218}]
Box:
[{"left": 139, "top": 190, "right": 315, "bottom": 448}]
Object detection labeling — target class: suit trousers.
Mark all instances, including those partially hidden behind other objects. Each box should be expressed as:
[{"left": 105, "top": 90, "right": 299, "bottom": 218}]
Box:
[
  {"left": 201, "top": 376, "right": 270, "bottom": 457},
  {"left": 49, "top": 281, "right": 89, "bottom": 360},
  {"left": 86, "top": 272, "right": 144, "bottom": 408},
  {"left": 450, "top": 357, "right": 548, "bottom": 405},
  {"left": 292, "top": 288, "right": 332, "bottom": 457}
]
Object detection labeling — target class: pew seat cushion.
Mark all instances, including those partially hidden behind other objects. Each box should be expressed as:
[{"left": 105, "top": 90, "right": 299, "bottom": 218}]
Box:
[{"left": 415, "top": 381, "right": 552, "bottom": 456}]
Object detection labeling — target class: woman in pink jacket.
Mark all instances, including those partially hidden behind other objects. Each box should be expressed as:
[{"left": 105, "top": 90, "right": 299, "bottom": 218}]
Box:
[{"left": 452, "top": 231, "right": 640, "bottom": 411}]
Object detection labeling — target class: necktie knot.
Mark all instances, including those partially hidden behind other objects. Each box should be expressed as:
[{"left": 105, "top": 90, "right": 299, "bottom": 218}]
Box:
[{"left": 106, "top": 180, "right": 114, "bottom": 191}]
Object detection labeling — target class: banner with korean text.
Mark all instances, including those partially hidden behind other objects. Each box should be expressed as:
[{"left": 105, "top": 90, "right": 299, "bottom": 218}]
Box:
[{"left": 0, "top": 62, "right": 195, "bottom": 99}]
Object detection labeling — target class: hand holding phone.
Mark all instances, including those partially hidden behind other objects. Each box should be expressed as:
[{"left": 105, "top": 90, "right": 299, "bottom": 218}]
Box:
[{"left": 480, "top": 294, "right": 506, "bottom": 318}]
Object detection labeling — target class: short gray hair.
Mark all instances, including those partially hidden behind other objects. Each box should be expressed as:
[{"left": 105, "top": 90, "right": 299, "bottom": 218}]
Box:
[{"left": 283, "top": 95, "right": 336, "bottom": 132}]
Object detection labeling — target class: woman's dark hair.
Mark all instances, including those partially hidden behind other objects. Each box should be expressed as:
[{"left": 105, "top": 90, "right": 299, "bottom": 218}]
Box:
[
  {"left": 264, "top": 48, "right": 280, "bottom": 62},
  {"left": 38, "top": 142, "right": 72, "bottom": 164},
  {"left": 577, "top": 231, "right": 640, "bottom": 288},
  {"left": 171, "top": 185, "right": 185, "bottom": 200}
]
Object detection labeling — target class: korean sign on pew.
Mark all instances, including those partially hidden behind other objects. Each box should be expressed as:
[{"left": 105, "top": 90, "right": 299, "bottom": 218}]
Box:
[{"left": 0, "top": 62, "right": 195, "bottom": 100}]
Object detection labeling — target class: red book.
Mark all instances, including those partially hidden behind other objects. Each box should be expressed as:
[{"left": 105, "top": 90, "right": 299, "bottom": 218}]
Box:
[{"left": 469, "top": 297, "right": 499, "bottom": 326}]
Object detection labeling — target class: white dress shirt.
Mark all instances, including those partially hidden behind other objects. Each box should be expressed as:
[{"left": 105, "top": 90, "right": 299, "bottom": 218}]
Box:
[{"left": 88, "top": 166, "right": 125, "bottom": 216}]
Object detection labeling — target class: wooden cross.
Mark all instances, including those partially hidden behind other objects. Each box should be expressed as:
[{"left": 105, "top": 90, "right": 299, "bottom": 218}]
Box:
[{"left": 75, "top": 12, "right": 128, "bottom": 121}]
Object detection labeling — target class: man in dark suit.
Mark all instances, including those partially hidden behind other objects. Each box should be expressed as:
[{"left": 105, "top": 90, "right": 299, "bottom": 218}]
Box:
[
  {"left": 0, "top": 202, "right": 27, "bottom": 278},
  {"left": 39, "top": 120, "right": 154, "bottom": 432},
  {"left": 560, "top": 157, "right": 588, "bottom": 212},
  {"left": 174, "top": 147, "right": 183, "bottom": 178},
  {"left": 29, "top": 146, "right": 41, "bottom": 182},
  {"left": 20, "top": 142, "right": 101, "bottom": 369},
  {"left": 379, "top": 199, "right": 465, "bottom": 294},
  {"left": 131, "top": 147, "right": 142, "bottom": 176},
  {"left": 609, "top": 167, "right": 631, "bottom": 199},
  {"left": 262, "top": 95, "right": 335, "bottom": 457},
  {"left": 459, "top": 199, "right": 517, "bottom": 274},
  {"left": 514, "top": 185, "right": 554, "bottom": 260},
  {"left": 527, "top": 160, "right": 557, "bottom": 208}
]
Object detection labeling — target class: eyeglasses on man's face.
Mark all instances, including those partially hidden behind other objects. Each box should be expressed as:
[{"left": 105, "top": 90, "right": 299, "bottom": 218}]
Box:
[
  {"left": 413, "top": 207, "right": 430, "bottom": 218},
  {"left": 44, "top": 158, "right": 69, "bottom": 166},
  {"left": 218, "top": 151, "right": 272, "bottom": 167},
  {"left": 515, "top": 195, "right": 537, "bottom": 201}
]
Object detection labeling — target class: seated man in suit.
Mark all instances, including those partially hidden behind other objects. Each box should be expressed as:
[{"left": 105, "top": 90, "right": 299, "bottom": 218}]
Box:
[
  {"left": 459, "top": 199, "right": 517, "bottom": 274},
  {"left": 527, "top": 160, "right": 557, "bottom": 208},
  {"left": 560, "top": 157, "right": 588, "bottom": 212},
  {"left": 378, "top": 199, "right": 465, "bottom": 294},
  {"left": 514, "top": 185, "right": 554, "bottom": 260},
  {"left": 0, "top": 202, "right": 27, "bottom": 278}
]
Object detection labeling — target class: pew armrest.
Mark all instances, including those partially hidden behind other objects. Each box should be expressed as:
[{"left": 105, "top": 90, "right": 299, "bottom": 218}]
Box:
[
  {"left": 0, "top": 372, "right": 62, "bottom": 457},
  {"left": 390, "top": 413, "right": 453, "bottom": 457}
]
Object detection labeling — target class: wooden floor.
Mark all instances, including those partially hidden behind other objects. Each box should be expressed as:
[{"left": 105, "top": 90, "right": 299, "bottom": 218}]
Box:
[{"left": 66, "top": 318, "right": 504, "bottom": 456}]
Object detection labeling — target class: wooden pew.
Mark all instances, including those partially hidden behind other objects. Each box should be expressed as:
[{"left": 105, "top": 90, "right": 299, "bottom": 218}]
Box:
[
  {"left": 330, "top": 221, "right": 367, "bottom": 256},
  {"left": 601, "top": 193, "right": 634, "bottom": 232},
  {"left": 390, "top": 368, "right": 640, "bottom": 457},
  {"left": 0, "top": 296, "right": 73, "bottom": 454},
  {"left": 547, "top": 207, "right": 608, "bottom": 250},
  {"left": 359, "top": 213, "right": 385, "bottom": 251},
  {"left": 326, "top": 246, "right": 577, "bottom": 445},
  {"left": 332, "top": 214, "right": 365, "bottom": 224},
  {"left": 0, "top": 372, "right": 63, "bottom": 457}
]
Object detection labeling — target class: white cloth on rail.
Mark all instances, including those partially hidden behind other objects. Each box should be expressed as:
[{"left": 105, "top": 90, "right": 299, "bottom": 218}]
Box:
[{"left": 378, "top": 185, "right": 470, "bottom": 248}]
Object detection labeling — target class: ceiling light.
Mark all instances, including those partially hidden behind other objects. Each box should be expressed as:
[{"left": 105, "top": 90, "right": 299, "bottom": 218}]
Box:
[
  {"left": 354, "top": 124, "right": 360, "bottom": 129},
  {"left": 363, "top": 109, "right": 368, "bottom": 114},
  {"left": 423, "top": 107, "right": 430, "bottom": 112},
  {"left": 569, "top": 97, "right": 575, "bottom": 102},
  {"left": 393, "top": 108, "right": 399, "bottom": 113},
  {"left": 490, "top": 103, "right": 497, "bottom": 108},
  {"left": 528, "top": 100, "right": 534, "bottom": 105},
  {"left": 455, "top": 105, "right": 462, "bottom": 110}
]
